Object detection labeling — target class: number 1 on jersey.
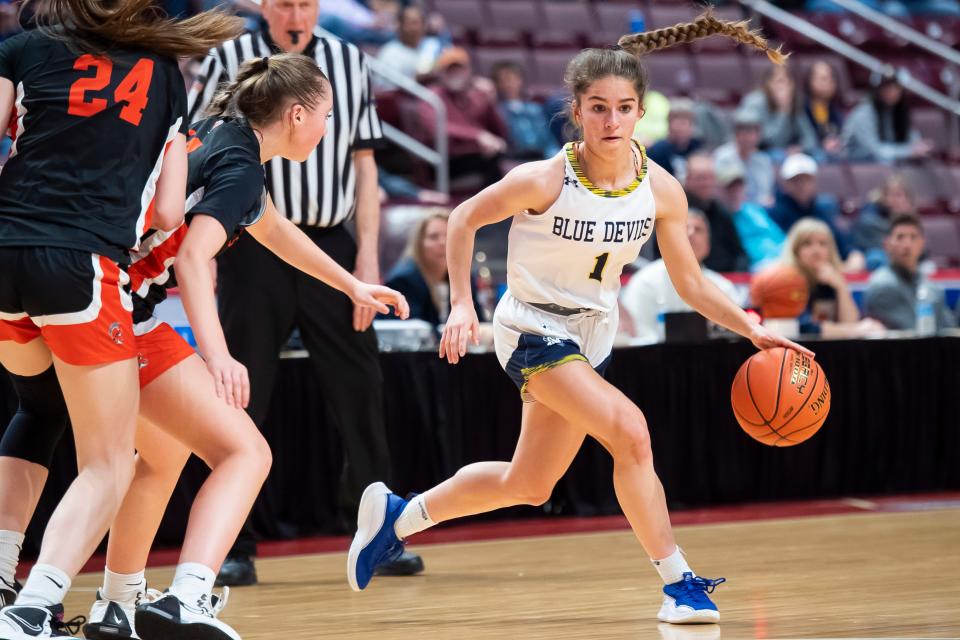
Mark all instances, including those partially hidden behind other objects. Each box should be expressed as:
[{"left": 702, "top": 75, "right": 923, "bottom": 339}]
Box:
[{"left": 589, "top": 252, "right": 609, "bottom": 282}]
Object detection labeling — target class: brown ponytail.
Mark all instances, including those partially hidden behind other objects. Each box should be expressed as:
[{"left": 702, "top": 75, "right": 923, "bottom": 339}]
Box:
[
  {"left": 26, "top": 0, "right": 245, "bottom": 59},
  {"left": 564, "top": 8, "right": 786, "bottom": 133},
  {"left": 617, "top": 9, "right": 787, "bottom": 65},
  {"left": 207, "top": 53, "right": 330, "bottom": 127}
]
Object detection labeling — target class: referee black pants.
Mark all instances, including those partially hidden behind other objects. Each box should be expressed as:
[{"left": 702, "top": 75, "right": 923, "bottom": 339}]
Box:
[{"left": 217, "top": 224, "right": 390, "bottom": 557}]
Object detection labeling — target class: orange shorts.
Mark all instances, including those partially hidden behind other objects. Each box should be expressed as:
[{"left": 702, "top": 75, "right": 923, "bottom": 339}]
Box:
[
  {"left": 134, "top": 320, "right": 197, "bottom": 389},
  {"left": 0, "top": 250, "right": 137, "bottom": 365}
]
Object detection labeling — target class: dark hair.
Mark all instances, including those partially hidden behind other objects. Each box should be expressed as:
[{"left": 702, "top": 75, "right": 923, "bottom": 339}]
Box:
[
  {"left": 889, "top": 213, "right": 923, "bottom": 235},
  {"left": 491, "top": 60, "right": 524, "bottom": 81},
  {"left": 872, "top": 80, "right": 910, "bottom": 143},
  {"left": 27, "top": 0, "right": 245, "bottom": 59},
  {"left": 761, "top": 65, "right": 799, "bottom": 115},
  {"left": 804, "top": 60, "right": 838, "bottom": 103},
  {"left": 207, "top": 54, "right": 330, "bottom": 126},
  {"left": 564, "top": 9, "right": 786, "bottom": 132}
]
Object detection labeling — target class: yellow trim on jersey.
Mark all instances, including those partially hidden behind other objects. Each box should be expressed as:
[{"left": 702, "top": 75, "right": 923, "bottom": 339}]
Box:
[
  {"left": 519, "top": 353, "right": 589, "bottom": 398},
  {"left": 564, "top": 140, "right": 648, "bottom": 198}
]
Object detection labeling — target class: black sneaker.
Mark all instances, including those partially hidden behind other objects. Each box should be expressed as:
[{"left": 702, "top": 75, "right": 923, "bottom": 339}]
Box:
[
  {"left": 0, "top": 579, "right": 20, "bottom": 608},
  {"left": 214, "top": 556, "right": 256, "bottom": 588},
  {"left": 374, "top": 550, "right": 425, "bottom": 576},
  {"left": 0, "top": 603, "right": 83, "bottom": 639},
  {"left": 135, "top": 592, "right": 238, "bottom": 640}
]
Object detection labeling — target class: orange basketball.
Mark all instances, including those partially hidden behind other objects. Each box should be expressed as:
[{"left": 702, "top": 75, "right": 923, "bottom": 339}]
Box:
[
  {"left": 730, "top": 347, "right": 830, "bottom": 447},
  {"left": 750, "top": 265, "right": 809, "bottom": 319}
]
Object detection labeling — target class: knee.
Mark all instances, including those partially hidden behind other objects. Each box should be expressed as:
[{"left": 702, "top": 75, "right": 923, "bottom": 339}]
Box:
[
  {"left": 502, "top": 468, "right": 556, "bottom": 507},
  {"left": 248, "top": 434, "right": 273, "bottom": 482},
  {"left": 606, "top": 406, "right": 652, "bottom": 466}
]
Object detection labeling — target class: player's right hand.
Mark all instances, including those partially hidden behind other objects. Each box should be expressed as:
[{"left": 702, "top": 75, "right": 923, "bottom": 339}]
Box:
[
  {"left": 205, "top": 352, "right": 250, "bottom": 410},
  {"left": 440, "top": 302, "right": 480, "bottom": 365}
]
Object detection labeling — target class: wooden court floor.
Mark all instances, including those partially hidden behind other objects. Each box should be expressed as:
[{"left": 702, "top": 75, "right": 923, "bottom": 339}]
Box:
[{"left": 65, "top": 509, "right": 960, "bottom": 639}]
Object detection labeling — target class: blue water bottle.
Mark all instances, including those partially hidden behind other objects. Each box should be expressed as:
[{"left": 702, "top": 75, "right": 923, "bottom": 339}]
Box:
[{"left": 630, "top": 9, "right": 646, "bottom": 33}]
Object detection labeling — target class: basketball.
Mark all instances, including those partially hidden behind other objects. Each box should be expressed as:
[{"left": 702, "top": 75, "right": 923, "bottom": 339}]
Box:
[
  {"left": 750, "top": 265, "right": 810, "bottom": 319},
  {"left": 731, "top": 347, "right": 830, "bottom": 447}
]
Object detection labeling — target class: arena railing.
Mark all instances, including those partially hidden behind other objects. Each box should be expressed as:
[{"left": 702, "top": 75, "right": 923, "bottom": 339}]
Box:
[
  {"left": 741, "top": 0, "right": 960, "bottom": 141},
  {"left": 316, "top": 26, "right": 450, "bottom": 197}
]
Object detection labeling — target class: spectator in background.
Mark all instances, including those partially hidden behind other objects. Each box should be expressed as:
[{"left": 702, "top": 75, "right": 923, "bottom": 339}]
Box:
[
  {"left": 865, "top": 215, "right": 956, "bottom": 330},
  {"left": 843, "top": 74, "right": 933, "bottom": 162},
  {"left": 713, "top": 108, "right": 775, "bottom": 206},
  {"left": 417, "top": 47, "right": 508, "bottom": 186},
  {"left": 491, "top": 61, "right": 559, "bottom": 160},
  {"left": 622, "top": 209, "right": 741, "bottom": 342},
  {"left": 853, "top": 174, "right": 917, "bottom": 270},
  {"left": 383, "top": 210, "right": 483, "bottom": 324},
  {"left": 781, "top": 218, "right": 884, "bottom": 337},
  {"left": 320, "top": 0, "right": 398, "bottom": 45},
  {"left": 631, "top": 89, "right": 670, "bottom": 147},
  {"left": 718, "top": 162, "right": 785, "bottom": 271},
  {"left": 802, "top": 61, "right": 844, "bottom": 160},
  {"left": 767, "top": 153, "right": 864, "bottom": 271},
  {"left": 647, "top": 98, "right": 701, "bottom": 182},
  {"left": 376, "top": 4, "right": 445, "bottom": 87},
  {"left": 739, "top": 65, "right": 818, "bottom": 157},
  {"left": 683, "top": 153, "right": 748, "bottom": 272}
]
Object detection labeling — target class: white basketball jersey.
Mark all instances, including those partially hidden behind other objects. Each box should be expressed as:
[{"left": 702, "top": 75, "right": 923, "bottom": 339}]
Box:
[{"left": 506, "top": 141, "right": 656, "bottom": 313}]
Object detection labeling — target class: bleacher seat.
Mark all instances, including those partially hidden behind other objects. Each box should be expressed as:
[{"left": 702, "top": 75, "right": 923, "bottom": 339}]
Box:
[
  {"left": 644, "top": 53, "right": 696, "bottom": 94},
  {"left": 899, "top": 164, "right": 945, "bottom": 211},
  {"left": 434, "top": 0, "right": 488, "bottom": 42},
  {"left": 487, "top": 0, "right": 543, "bottom": 31},
  {"left": 694, "top": 54, "right": 751, "bottom": 104},
  {"left": 849, "top": 163, "right": 894, "bottom": 198},
  {"left": 531, "top": 48, "right": 580, "bottom": 90},
  {"left": 912, "top": 108, "right": 948, "bottom": 153},
  {"left": 594, "top": 4, "right": 637, "bottom": 43},
  {"left": 542, "top": 0, "right": 596, "bottom": 37},
  {"left": 816, "top": 163, "right": 857, "bottom": 209},
  {"left": 921, "top": 215, "right": 960, "bottom": 267},
  {"left": 473, "top": 46, "right": 532, "bottom": 79}
]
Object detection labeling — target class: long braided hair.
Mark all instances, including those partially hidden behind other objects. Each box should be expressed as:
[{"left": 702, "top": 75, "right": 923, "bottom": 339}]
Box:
[{"left": 565, "top": 8, "right": 786, "bottom": 131}]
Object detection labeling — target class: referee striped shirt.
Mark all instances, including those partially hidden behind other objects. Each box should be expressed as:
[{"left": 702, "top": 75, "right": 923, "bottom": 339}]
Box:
[{"left": 187, "top": 25, "right": 385, "bottom": 228}]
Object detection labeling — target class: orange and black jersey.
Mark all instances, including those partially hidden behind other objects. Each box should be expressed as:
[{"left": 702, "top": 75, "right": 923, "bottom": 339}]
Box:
[
  {"left": 130, "top": 116, "right": 266, "bottom": 324},
  {"left": 0, "top": 30, "right": 188, "bottom": 264}
]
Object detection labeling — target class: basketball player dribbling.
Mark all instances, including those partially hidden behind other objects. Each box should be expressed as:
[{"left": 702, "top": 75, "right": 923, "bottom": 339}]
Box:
[{"left": 349, "top": 13, "right": 814, "bottom": 624}]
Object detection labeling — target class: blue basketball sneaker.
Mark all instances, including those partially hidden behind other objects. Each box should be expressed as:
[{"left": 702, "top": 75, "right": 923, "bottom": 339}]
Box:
[
  {"left": 347, "top": 482, "right": 407, "bottom": 591},
  {"left": 658, "top": 572, "right": 726, "bottom": 624}
]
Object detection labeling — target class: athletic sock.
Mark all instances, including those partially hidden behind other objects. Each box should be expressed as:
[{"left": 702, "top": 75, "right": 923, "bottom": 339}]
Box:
[
  {"left": 16, "top": 564, "right": 71, "bottom": 607},
  {"left": 651, "top": 546, "right": 694, "bottom": 585},
  {"left": 393, "top": 494, "right": 436, "bottom": 540},
  {"left": 168, "top": 563, "right": 215, "bottom": 605},
  {"left": 101, "top": 568, "right": 145, "bottom": 603},
  {"left": 0, "top": 531, "right": 24, "bottom": 590}
]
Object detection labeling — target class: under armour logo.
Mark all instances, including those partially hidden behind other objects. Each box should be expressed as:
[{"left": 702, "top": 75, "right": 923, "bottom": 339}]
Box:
[
  {"left": 543, "top": 336, "right": 562, "bottom": 346},
  {"left": 137, "top": 354, "right": 149, "bottom": 369},
  {"left": 563, "top": 176, "right": 579, "bottom": 188}
]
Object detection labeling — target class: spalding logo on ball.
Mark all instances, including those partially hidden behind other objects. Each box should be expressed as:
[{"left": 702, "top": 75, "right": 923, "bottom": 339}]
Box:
[{"left": 730, "top": 347, "right": 830, "bottom": 446}]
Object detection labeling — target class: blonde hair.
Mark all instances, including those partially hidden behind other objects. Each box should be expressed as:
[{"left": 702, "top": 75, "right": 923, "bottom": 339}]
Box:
[
  {"left": 565, "top": 8, "right": 786, "bottom": 131},
  {"left": 409, "top": 209, "right": 450, "bottom": 276},
  {"left": 782, "top": 218, "right": 842, "bottom": 284}
]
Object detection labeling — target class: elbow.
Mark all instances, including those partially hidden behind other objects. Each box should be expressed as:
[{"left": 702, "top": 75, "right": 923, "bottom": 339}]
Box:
[{"left": 152, "top": 204, "right": 185, "bottom": 232}]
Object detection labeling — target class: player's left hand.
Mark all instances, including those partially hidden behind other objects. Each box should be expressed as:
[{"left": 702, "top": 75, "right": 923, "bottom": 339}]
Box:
[
  {"left": 749, "top": 323, "right": 815, "bottom": 358},
  {"left": 352, "top": 258, "right": 380, "bottom": 331},
  {"left": 351, "top": 282, "right": 409, "bottom": 321}
]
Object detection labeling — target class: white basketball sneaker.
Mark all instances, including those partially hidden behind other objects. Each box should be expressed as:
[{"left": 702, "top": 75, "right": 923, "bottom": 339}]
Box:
[
  {"left": 134, "top": 590, "right": 240, "bottom": 640},
  {"left": 0, "top": 603, "right": 83, "bottom": 639},
  {"left": 83, "top": 588, "right": 162, "bottom": 639}
]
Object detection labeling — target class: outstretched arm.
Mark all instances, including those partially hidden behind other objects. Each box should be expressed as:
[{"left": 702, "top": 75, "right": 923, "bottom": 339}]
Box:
[
  {"left": 651, "top": 162, "right": 813, "bottom": 356},
  {"left": 246, "top": 195, "right": 408, "bottom": 320},
  {"left": 440, "top": 157, "right": 563, "bottom": 363}
]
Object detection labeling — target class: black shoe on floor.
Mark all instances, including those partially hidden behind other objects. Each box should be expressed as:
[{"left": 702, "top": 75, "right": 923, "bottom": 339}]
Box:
[
  {"left": 374, "top": 550, "right": 425, "bottom": 577},
  {"left": 215, "top": 556, "right": 257, "bottom": 587}
]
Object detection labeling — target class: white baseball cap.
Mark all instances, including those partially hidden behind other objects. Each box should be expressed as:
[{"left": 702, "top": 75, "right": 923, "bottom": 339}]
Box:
[{"left": 780, "top": 153, "right": 818, "bottom": 180}]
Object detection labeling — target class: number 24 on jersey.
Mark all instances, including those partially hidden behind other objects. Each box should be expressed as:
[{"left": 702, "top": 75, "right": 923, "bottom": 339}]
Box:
[{"left": 68, "top": 54, "right": 154, "bottom": 126}]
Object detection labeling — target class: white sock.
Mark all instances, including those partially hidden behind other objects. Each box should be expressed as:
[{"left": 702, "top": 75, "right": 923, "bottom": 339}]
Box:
[
  {"left": 101, "top": 567, "right": 145, "bottom": 603},
  {"left": 17, "top": 564, "right": 71, "bottom": 607},
  {"left": 393, "top": 494, "right": 436, "bottom": 540},
  {"left": 168, "top": 563, "right": 215, "bottom": 604},
  {"left": 651, "top": 546, "right": 694, "bottom": 585},
  {"left": 0, "top": 531, "right": 24, "bottom": 589}
]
